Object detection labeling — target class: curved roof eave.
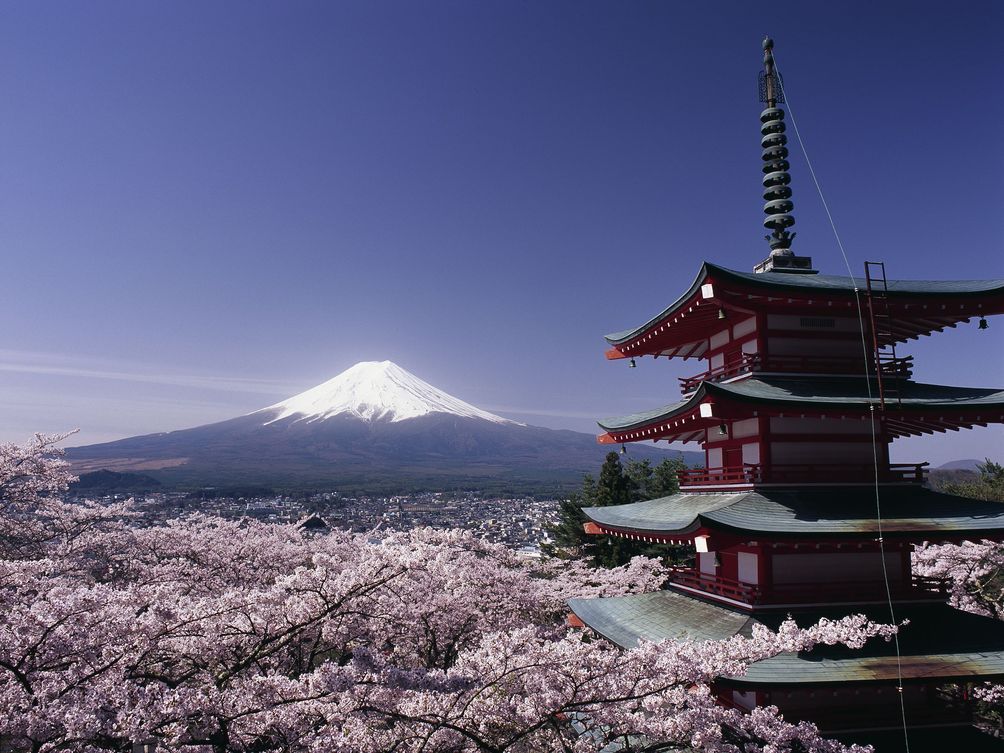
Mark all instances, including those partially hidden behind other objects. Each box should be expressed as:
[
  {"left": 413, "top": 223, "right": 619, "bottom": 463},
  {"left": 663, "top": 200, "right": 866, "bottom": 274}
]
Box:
[
  {"left": 597, "top": 384, "right": 708, "bottom": 432},
  {"left": 712, "top": 264, "right": 1004, "bottom": 298},
  {"left": 604, "top": 263, "right": 712, "bottom": 345},
  {"left": 597, "top": 378, "right": 1004, "bottom": 438},
  {"left": 710, "top": 378, "right": 1004, "bottom": 410},
  {"left": 602, "top": 262, "right": 1004, "bottom": 348},
  {"left": 581, "top": 492, "right": 743, "bottom": 534},
  {"left": 582, "top": 487, "right": 1004, "bottom": 538}
]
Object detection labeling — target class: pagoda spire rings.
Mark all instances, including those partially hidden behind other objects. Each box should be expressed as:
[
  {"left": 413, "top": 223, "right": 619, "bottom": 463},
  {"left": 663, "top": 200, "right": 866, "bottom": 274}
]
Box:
[{"left": 760, "top": 38, "right": 795, "bottom": 254}]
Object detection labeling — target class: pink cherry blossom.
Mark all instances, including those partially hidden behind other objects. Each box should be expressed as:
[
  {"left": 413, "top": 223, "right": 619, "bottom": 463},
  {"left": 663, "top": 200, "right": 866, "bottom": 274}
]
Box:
[{"left": 0, "top": 433, "right": 891, "bottom": 752}]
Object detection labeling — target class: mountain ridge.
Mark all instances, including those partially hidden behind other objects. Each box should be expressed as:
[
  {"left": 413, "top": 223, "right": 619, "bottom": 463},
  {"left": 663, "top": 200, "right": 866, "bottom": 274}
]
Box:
[
  {"left": 68, "top": 361, "right": 701, "bottom": 493},
  {"left": 257, "top": 360, "right": 521, "bottom": 426}
]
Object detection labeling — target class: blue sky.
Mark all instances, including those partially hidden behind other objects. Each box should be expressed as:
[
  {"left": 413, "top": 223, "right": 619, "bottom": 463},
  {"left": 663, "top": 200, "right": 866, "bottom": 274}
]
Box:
[{"left": 1, "top": 1, "right": 1001, "bottom": 464}]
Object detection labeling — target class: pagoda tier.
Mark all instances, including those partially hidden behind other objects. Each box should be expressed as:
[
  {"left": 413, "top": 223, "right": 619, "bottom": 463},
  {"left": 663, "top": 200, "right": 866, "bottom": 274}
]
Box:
[
  {"left": 568, "top": 591, "right": 1004, "bottom": 735},
  {"left": 597, "top": 376, "right": 1004, "bottom": 488},
  {"left": 605, "top": 262, "right": 1004, "bottom": 362},
  {"left": 580, "top": 487, "right": 1004, "bottom": 610},
  {"left": 581, "top": 486, "right": 1004, "bottom": 542}
]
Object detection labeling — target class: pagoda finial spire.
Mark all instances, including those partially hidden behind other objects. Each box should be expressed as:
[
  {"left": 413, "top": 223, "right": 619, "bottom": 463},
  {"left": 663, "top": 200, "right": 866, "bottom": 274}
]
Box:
[
  {"left": 753, "top": 38, "right": 815, "bottom": 274},
  {"left": 760, "top": 37, "right": 794, "bottom": 255}
]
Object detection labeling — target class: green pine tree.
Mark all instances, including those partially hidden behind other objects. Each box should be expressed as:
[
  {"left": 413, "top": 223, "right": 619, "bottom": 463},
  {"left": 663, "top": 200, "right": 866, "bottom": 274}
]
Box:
[
  {"left": 543, "top": 475, "right": 597, "bottom": 557},
  {"left": 625, "top": 459, "right": 653, "bottom": 502},
  {"left": 943, "top": 459, "right": 1004, "bottom": 502},
  {"left": 649, "top": 455, "right": 686, "bottom": 497},
  {"left": 547, "top": 451, "right": 692, "bottom": 568}
]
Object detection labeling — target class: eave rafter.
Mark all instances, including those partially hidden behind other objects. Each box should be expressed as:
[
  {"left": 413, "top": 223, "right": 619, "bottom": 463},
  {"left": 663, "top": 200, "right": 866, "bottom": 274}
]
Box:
[
  {"left": 604, "top": 263, "right": 1004, "bottom": 359},
  {"left": 607, "top": 297, "right": 720, "bottom": 361},
  {"left": 599, "top": 383, "right": 1004, "bottom": 446}
]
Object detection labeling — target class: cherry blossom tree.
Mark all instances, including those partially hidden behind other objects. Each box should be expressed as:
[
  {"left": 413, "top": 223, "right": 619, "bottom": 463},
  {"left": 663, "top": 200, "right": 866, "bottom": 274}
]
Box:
[
  {"left": 0, "top": 434, "right": 893, "bottom": 753},
  {"left": 914, "top": 539, "right": 1004, "bottom": 728}
]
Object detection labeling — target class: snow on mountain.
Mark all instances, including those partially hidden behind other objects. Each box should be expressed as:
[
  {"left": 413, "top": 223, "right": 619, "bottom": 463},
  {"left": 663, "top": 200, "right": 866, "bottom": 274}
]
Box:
[{"left": 257, "top": 361, "right": 522, "bottom": 426}]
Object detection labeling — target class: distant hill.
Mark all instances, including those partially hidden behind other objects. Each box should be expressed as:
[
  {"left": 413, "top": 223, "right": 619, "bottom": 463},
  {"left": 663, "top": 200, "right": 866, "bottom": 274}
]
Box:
[
  {"left": 935, "top": 459, "right": 986, "bottom": 471},
  {"left": 67, "top": 361, "right": 703, "bottom": 494},
  {"left": 69, "top": 470, "right": 162, "bottom": 495}
]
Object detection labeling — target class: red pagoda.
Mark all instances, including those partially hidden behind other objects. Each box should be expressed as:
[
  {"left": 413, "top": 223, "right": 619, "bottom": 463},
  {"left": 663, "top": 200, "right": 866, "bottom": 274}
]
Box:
[{"left": 568, "top": 38, "right": 1004, "bottom": 746}]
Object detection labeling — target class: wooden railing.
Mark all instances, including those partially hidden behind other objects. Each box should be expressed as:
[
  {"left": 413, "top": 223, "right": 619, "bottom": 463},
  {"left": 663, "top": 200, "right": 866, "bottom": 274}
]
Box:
[
  {"left": 667, "top": 569, "right": 949, "bottom": 607},
  {"left": 678, "top": 354, "right": 760, "bottom": 392},
  {"left": 677, "top": 353, "right": 914, "bottom": 393},
  {"left": 678, "top": 462, "right": 929, "bottom": 488},
  {"left": 677, "top": 466, "right": 762, "bottom": 487},
  {"left": 888, "top": 462, "right": 931, "bottom": 483},
  {"left": 667, "top": 568, "right": 760, "bottom": 603}
]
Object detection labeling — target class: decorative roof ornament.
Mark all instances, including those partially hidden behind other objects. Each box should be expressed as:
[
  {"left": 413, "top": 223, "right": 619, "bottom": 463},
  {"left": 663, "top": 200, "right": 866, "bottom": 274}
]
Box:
[{"left": 753, "top": 37, "right": 815, "bottom": 275}]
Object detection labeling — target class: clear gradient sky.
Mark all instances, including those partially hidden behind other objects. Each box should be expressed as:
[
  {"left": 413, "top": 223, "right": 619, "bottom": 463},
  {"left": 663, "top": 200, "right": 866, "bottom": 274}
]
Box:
[{"left": 1, "top": 1, "right": 1001, "bottom": 465}]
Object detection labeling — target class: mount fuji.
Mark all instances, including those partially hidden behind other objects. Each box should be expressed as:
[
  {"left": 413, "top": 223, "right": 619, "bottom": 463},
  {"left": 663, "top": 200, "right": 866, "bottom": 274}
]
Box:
[
  {"left": 67, "top": 361, "right": 698, "bottom": 492},
  {"left": 258, "top": 361, "right": 521, "bottom": 426}
]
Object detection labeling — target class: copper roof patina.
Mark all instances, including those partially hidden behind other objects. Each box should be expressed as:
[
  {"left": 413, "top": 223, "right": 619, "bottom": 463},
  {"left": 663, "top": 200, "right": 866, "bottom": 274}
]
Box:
[
  {"left": 568, "top": 591, "right": 1004, "bottom": 685},
  {"left": 604, "top": 262, "right": 1004, "bottom": 347},
  {"left": 598, "top": 377, "right": 1004, "bottom": 432},
  {"left": 582, "top": 487, "right": 1004, "bottom": 538}
]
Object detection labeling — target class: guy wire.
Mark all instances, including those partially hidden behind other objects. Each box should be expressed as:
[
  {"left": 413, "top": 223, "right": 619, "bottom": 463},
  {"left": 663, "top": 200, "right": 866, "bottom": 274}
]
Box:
[{"left": 771, "top": 52, "right": 911, "bottom": 753}]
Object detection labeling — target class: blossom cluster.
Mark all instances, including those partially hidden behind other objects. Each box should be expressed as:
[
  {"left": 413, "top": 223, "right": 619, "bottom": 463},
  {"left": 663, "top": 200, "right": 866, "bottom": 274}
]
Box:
[{"left": 0, "top": 434, "right": 889, "bottom": 752}]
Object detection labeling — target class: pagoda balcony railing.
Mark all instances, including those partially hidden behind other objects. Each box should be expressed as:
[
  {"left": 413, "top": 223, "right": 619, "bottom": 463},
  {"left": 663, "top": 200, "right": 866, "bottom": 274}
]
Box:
[
  {"left": 678, "top": 465, "right": 762, "bottom": 487},
  {"left": 667, "top": 568, "right": 760, "bottom": 604},
  {"left": 677, "top": 353, "right": 914, "bottom": 393},
  {"left": 677, "top": 462, "right": 929, "bottom": 488},
  {"left": 667, "top": 569, "right": 948, "bottom": 607},
  {"left": 678, "top": 353, "right": 761, "bottom": 393}
]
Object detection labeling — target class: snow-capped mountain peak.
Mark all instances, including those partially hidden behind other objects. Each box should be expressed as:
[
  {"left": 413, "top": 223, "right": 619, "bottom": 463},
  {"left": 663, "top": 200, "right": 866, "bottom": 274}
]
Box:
[{"left": 258, "top": 361, "right": 521, "bottom": 425}]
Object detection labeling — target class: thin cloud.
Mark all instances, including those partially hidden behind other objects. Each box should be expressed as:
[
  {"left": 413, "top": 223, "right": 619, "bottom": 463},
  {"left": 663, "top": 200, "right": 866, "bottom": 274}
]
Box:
[
  {"left": 0, "top": 349, "right": 295, "bottom": 396},
  {"left": 483, "top": 405, "right": 601, "bottom": 421}
]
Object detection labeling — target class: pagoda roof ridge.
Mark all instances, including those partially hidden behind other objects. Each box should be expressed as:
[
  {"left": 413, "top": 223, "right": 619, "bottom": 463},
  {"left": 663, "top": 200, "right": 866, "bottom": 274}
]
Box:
[
  {"left": 568, "top": 591, "right": 1004, "bottom": 684},
  {"left": 598, "top": 376, "right": 1004, "bottom": 432},
  {"left": 604, "top": 261, "right": 1004, "bottom": 347},
  {"left": 581, "top": 486, "right": 1004, "bottom": 539}
]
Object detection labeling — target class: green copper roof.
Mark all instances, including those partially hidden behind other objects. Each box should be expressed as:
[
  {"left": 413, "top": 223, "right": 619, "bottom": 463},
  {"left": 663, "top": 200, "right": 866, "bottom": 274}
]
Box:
[
  {"left": 582, "top": 487, "right": 1004, "bottom": 538},
  {"left": 741, "top": 603, "right": 1004, "bottom": 685},
  {"left": 568, "top": 592, "right": 1004, "bottom": 684},
  {"left": 598, "top": 377, "right": 1004, "bottom": 431},
  {"left": 584, "top": 493, "right": 743, "bottom": 535},
  {"left": 717, "top": 264, "right": 1004, "bottom": 296},
  {"left": 568, "top": 590, "right": 756, "bottom": 646},
  {"left": 604, "top": 262, "right": 1004, "bottom": 345}
]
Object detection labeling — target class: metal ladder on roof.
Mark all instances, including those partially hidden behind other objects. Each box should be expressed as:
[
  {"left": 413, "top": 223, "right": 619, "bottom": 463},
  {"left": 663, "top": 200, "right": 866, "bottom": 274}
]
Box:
[{"left": 864, "top": 261, "right": 904, "bottom": 410}]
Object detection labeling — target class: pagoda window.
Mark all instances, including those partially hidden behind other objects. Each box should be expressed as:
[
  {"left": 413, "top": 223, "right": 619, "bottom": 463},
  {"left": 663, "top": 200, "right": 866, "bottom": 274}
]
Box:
[
  {"left": 731, "top": 418, "right": 759, "bottom": 438},
  {"left": 741, "top": 442, "right": 760, "bottom": 465},
  {"left": 770, "top": 417, "right": 871, "bottom": 435},
  {"left": 767, "top": 314, "right": 860, "bottom": 333},
  {"left": 771, "top": 441, "right": 874, "bottom": 465},
  {"left": 737, "top": 552, "right": 759, "bottom": 585},
  {"left": 709, "top": 329, "right": 731, "bottom": 351},
  {"left": 698, "top": 551, "right": 718, "bottom": 576},
  {"left": 766, "top": 336, "right": 859, "bottom": 357},
  {"left": 707, "top": 447, "right": 723, "bottom": 469},
  {"left": 771, "top": 552, "right": 903, "bottom": 586},
  {"left": 732, "top": 316, "right": 757, "bottom": 339}
]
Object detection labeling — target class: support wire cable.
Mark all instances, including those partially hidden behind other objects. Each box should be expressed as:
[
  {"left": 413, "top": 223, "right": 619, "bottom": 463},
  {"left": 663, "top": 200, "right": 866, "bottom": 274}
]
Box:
[{"left": 771, "top": 52, "right": 912, "bottom": 753}]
